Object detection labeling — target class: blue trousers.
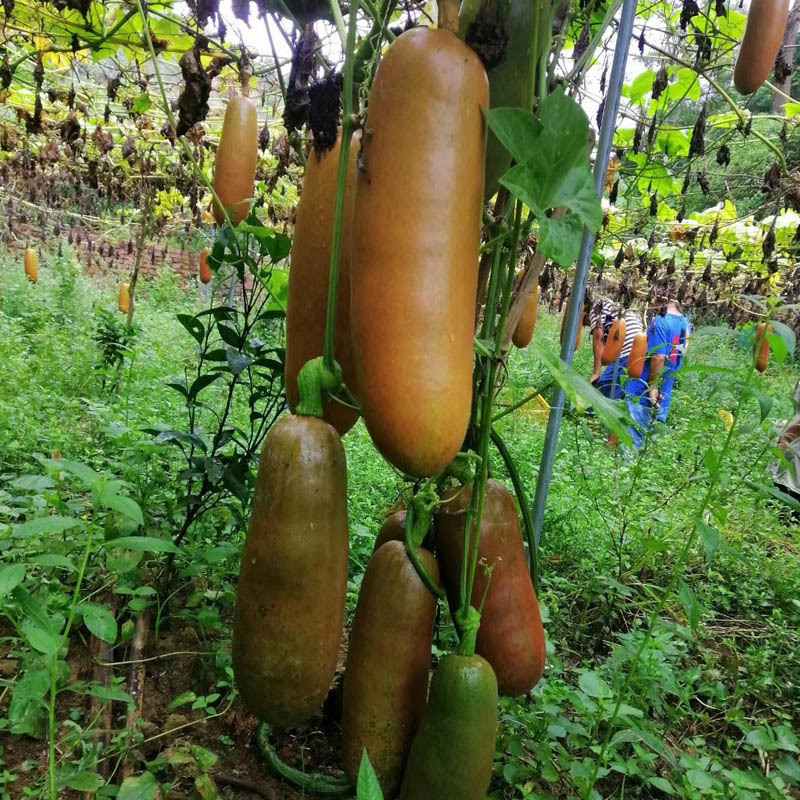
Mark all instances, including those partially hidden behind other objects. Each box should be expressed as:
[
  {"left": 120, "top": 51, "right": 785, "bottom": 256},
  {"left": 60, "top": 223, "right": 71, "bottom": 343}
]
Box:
[
  {"left": 626, "top": 374, "right": 677, "bottom": 448},
  {"left": 596, "top": 357, "right": 629, "bottom": 401}
]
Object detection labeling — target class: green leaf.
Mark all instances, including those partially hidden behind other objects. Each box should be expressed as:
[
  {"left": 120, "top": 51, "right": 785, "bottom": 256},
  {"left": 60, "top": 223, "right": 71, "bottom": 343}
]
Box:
[
  {"left": 87, "top": 684, "right": 135, "bottom": 707},
  {"left": 623, "top": 69, "right": 655, "bottom": 103},
  {"left": 11, "top": 475, "right": 56, "bottom": 491},
  {"left": 578, "top": 670, "right": 612, "bottom": 699},
  {"left": 168, "top": 691, "right": 197, "bottom": 711},
  {"left": 755, "top": 392, "right": 773, "bottom": 423},
  {"left": 686, "top": 769, "right": 714, "bottom": 790},
  {"left": 177, "top": 314, "right": 205, "bottom": 345},
  {"left": 745, "top": 727, "right": 775, "bottom": 750},
  {"left": 678, "top": 580, "right": 700, "bottom": 632},
  {"left": 14, "top": 515, "right": 84, "bottom": 538},
  {"left": 80, "top": 603, "right": 118, "bottom": 644},
  {"left": 64, "top": 771, "right": 105, "bottom": 791},
  {"left": 484, "top": 107, "right": 543, "bottom": 166},
  {"left": 29, "top": 554, "right": 77, "bottom": 571},
  {"left": 489, "top": 90, "right": 601, "bottom": 265},
  {"left": 103, "top": 536, "right": 179, "bottom": 554},
  {"left": 648, "top": 776, "right": 676, "bottom": 794},
  {"left": 188, "top": 373, "right": 222, "bottom": 401},
  {"left": 132, "top": 93, "right": 152, "bottom": 113},
  {"left": 775, "top": 756, "right": 800, "bottom": 782},
  {"left": 722, "top": 768, "right": 769, "bottom": 789},
  {"left": 357, "top": 750, "right": 383, "bottom": 800},
  {"left": 40, "top": 458, "right": 101, "bottom": 487},
  {"left": 538, "top": 212, "right": 586, "bottom": 267},
  {"left": 118, "top": 772, "right": 158, "bottom": 800},
  {"left": 532, "top": 344, "right": 633, "bottom": 446},
  {"left": 0, "top": 563, "right": 26, "bottom": 596},
  {"left": 696, "top": 520, "right": 720, "bottom": 560},
  {"left": 770, "top": 320, "right": 796, "bottom": 357},
  {"left": 26, "top": 625, "right": 60, "bottom": 655},
  {"left": 98, "top": 490, "right": 143, "bottom": 526}
]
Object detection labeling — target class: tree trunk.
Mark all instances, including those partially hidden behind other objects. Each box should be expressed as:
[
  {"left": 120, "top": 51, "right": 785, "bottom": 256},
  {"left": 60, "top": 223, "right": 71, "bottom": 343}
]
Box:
[{"left": 773, "top": 0, "right": 800, "bottom": 114}]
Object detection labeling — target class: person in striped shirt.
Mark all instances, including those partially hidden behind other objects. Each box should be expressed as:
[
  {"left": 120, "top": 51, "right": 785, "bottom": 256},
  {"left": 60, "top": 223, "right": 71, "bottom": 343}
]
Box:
[{"left": 588, "top": 296, "right": 645, "bottom": 400}]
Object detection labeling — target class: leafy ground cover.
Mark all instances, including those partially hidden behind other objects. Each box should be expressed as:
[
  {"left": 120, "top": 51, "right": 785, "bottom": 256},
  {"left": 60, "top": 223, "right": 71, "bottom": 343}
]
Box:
[{"left": 0, "top": 248, "right": 798, "bottom": 799}]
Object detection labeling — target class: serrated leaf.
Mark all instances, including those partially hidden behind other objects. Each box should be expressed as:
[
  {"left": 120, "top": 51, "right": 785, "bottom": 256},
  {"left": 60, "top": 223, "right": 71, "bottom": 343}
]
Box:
[{"left": 80, "top": 603, "right": 118, "bottom": 644}]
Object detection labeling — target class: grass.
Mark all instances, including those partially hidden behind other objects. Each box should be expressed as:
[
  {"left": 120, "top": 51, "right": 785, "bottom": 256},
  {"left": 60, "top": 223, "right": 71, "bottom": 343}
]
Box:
[{"left": 0, "top": 245, "right": 798, "bottom": 799}]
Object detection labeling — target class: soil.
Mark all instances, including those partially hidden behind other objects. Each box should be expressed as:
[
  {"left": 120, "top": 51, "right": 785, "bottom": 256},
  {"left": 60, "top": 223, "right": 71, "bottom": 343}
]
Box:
[{"left": 0, "top": 612, "right": 352, "bottom": 799}]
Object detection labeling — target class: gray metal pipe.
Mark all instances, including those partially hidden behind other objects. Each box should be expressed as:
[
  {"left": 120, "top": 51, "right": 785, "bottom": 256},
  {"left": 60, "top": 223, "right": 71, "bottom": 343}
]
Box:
[{"left": 530, "top": 0, "right": 638, "bottom": 547}]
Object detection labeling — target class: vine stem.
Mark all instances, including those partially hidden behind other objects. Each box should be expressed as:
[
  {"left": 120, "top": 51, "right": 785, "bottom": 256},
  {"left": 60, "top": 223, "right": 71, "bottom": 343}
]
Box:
[
  {"left": 49, "top": 514, "right": 96, "bottom": 800},
  {"left": 460, "top": 202, "right": 525, "bottom": 622},
  {"left": 323, "top": 0, "right": 360, "bottom": 375},
  {"left": 490, "top": 427, "right": 539, "bottom": 591}
]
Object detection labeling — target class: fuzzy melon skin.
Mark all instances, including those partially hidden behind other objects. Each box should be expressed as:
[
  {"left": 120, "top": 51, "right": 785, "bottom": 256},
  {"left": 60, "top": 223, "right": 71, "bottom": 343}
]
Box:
[
  {"left": 118, "top": 283, "right": 131, "bottom": 314},
  {"left": 232, "top": 415, "right": 348, "bottom": 727},
  {"left": 372, "top": 510, "right": 407, "bottom": 553},
  {"left": 342, "top": 541, "right": 439, "bottom": 796},
  {"left": 24, "top": 248, "right": 38, "bottom": 284},
  {"left": 397, "top": 653, "right": 498, "bottom": 800},
  {"left": 213, "top": 96, "right": 258, "bottom": 226},
  {"left": 754, "top": 322, "right": 771, "bottom": 372},
  {"left": 285, "top": 131, "right": 360, "bottom": 436},
  {"left": 351, "top": 26, "right": 489, "bottom": 478},
  {"left": 435, "top": 479, "right": 546, "bottom": 696},
  {"left": 199, "top": 247, "right": 212, "bottom": 284},
  {"left": 512, "top": 284, "right": 540, "bottom": 348},
  {"left": 734, "top": 0, "right": 790, "bottom": 94}
]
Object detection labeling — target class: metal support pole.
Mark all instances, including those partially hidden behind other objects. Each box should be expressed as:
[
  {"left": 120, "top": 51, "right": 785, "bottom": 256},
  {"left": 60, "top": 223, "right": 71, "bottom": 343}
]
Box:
[{"left": 530, "top": 0, "right": 637, "bottom": 546}]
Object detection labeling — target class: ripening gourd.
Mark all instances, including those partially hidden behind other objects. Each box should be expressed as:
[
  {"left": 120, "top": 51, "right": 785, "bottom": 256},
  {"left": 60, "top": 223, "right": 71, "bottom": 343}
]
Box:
[
  {"left": 350, "top": 26, "right": 489, "bottom": 477},
  {"left": 512, "top": 285, "right": 540, "bottom": 349},
  {"left": 560, "top": 308, "right": 584, "bottom": 352},
  {"left": 24, "top": 248, "right": 38, "bottom": 283},
  {"left": 118, "top": 283, "right": 131, "bottom": 314},
  {"left": 213, "top": 96, "right": 259, "bottom": 226},
  {"left": 199, "top": 247, "right": 212, "bottom": 284},
  {"left": 733, "top": 0, "right": 790, "bottom": 94},
  {"left": 754, "top": 323, "right": 771, "bottom": 373},
  {"left": 601, "top": 319, "right": 626, "bottom": 365}
]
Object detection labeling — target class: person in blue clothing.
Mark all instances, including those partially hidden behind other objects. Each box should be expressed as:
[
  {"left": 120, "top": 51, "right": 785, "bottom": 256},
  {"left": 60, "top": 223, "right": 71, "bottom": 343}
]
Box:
[{"left": 626, "top": 297, "right": 691, "bottom": 449}]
